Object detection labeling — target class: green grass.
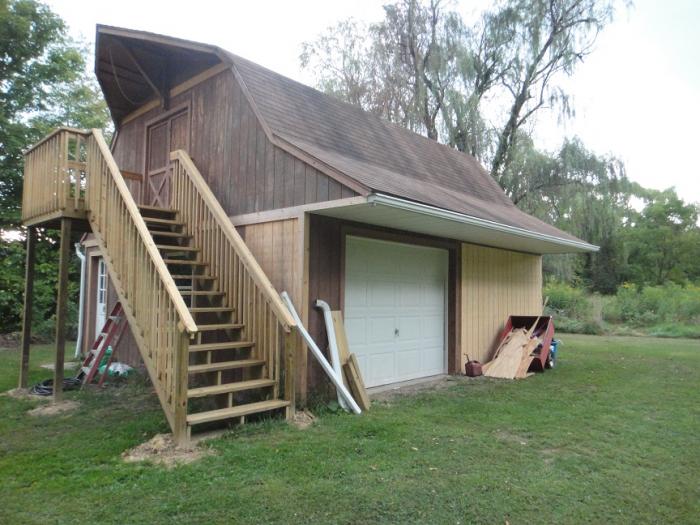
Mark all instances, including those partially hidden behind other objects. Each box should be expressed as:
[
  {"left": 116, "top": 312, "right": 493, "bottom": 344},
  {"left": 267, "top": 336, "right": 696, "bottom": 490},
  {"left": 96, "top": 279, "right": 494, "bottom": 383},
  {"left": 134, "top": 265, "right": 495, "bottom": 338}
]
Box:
[{"left": 1, "top": 335, "right": 699, "bottom": 524}]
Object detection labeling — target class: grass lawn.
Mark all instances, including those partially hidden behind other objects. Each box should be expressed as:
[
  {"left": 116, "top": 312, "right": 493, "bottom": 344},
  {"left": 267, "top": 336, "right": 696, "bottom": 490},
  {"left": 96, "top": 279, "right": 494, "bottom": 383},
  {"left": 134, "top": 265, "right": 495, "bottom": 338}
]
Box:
[{"left": 0, "top": 335, "right": 698, "bottom": 524}]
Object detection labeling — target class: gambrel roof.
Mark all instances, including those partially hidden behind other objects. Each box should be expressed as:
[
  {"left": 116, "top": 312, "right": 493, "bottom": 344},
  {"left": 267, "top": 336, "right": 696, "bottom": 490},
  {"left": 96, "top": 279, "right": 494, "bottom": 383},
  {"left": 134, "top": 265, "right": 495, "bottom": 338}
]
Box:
[{"left": 96, "top": 25, "right": 597, "bottom": 253}]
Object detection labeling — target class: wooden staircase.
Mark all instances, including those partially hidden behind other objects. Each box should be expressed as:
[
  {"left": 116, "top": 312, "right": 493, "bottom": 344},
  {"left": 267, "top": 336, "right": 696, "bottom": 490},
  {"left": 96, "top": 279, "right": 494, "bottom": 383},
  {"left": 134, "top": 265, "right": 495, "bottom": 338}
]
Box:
[
  {"left": 139, "top": 205, "right": 290, "bottom": 434},
  {"left": 20, "top": 128, "right": 297, "bottom": 445}
]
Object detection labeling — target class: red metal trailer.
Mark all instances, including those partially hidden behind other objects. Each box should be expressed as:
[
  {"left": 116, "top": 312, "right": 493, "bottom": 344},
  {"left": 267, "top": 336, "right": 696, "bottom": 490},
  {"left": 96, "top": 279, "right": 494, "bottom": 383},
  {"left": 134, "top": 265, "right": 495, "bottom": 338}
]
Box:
[{"left": 497, "top": 315, "right": 555, "bottom": 372}]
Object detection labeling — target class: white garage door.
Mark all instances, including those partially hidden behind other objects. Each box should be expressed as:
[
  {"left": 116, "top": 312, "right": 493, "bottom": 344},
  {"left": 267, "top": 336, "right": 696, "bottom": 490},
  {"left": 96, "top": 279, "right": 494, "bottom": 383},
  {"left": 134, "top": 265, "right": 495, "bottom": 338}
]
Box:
[{"left": 344, "top": 236, "right": 447, "bottom": 388}]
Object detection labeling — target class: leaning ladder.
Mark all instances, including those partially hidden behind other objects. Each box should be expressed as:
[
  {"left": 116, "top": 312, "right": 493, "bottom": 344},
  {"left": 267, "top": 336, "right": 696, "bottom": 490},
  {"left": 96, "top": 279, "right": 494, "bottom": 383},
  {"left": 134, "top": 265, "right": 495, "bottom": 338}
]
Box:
[{"left": 79, "top": 302, "right": 126, "bottom": 387}]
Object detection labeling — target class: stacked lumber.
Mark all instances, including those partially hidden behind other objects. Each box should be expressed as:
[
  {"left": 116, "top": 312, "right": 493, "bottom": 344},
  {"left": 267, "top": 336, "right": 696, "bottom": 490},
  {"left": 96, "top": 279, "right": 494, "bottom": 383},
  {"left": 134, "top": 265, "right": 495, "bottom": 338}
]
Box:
[{"left": 483, "top": 328, "right": 541, "bottom": 380}]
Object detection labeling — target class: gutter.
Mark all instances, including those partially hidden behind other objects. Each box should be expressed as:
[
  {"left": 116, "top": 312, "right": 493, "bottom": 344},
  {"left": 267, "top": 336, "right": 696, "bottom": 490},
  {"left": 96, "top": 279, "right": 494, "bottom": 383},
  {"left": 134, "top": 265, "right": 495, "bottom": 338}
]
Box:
[{"left": 367, "top": 193, "right": 599, "bottom": 253}]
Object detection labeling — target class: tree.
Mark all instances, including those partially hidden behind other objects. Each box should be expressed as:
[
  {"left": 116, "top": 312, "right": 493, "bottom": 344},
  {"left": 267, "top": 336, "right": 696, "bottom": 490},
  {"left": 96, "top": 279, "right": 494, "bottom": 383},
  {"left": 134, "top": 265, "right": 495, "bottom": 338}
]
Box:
[
  {"left": 489, "top": 0, "right": 614, "bottom": 181},
  {"left": 623, "top": 190, "right": 700, "bottom": 286},
  {"left": 0, "top": 0, "right": 109, "bottom": 229},
  {"left": 0, "top": 0, "right": 110, "bottom": 336}
]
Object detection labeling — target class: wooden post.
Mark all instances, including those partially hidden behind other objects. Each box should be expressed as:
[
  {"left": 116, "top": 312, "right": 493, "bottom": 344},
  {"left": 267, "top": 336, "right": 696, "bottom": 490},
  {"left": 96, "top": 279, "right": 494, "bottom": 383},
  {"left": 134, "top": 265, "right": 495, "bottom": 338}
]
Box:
[
  {"left": 18, "top": 227, "right": 37, "bottom": 389},
  {"left": 53, "top": 218, "right": 72, "bottom": 402},
  {"left": 284, "top": 331, "right": 297, "bottom": 418},
  {"left": 172, "top": 331, "right": 190, "bottom": 447}
]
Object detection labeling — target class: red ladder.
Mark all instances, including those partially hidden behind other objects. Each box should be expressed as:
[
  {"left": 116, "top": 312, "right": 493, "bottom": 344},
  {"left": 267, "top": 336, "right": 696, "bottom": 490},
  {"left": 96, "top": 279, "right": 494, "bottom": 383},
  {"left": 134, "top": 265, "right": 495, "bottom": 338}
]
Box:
[{"left": 79, "top": 302, "right": 126, "bottom": 387}]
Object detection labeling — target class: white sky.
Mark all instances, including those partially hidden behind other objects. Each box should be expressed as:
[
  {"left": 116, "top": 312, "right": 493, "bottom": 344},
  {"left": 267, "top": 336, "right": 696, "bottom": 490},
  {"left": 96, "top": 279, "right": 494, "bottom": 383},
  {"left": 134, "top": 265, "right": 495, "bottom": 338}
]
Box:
[{"left": 47, "top": 0, "right": 700, "bottom": 204}]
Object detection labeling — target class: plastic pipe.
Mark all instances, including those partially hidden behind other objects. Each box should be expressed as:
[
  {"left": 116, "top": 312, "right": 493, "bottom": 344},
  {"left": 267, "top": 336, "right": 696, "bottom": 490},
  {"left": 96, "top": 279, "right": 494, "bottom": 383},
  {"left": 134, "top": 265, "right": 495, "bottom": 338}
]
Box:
[
  {"left": 314, "top": 299, "right": 348, "bottom": 410},
  {"left": 280, "top": 291, "right": 361, "bottom": 414},
  {"left": 74, "top": 243, "right": 87, "bottom": 359}
]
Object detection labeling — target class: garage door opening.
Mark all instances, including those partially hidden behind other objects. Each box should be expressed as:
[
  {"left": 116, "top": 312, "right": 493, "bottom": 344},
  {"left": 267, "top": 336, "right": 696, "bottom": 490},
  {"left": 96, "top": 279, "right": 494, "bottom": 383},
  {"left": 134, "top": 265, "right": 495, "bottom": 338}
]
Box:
[{"left": 343, "top": 236, "right": 448, "bottom": 388}]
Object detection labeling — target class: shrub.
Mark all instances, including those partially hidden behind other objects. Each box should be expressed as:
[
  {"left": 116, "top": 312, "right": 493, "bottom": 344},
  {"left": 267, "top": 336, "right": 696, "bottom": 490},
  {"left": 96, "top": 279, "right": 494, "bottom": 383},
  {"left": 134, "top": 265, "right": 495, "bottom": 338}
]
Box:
[
  {"left": 603, "top": 283, "right": 700, "bottom": 327},
  {"left": 544, "top": 281, "right": 592, "bottom": 320}
]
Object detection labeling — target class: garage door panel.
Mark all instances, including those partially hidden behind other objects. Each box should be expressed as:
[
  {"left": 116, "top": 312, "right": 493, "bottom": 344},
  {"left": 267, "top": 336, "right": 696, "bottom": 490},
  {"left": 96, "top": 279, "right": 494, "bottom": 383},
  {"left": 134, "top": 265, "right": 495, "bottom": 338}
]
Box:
[
  {"left": 345, "top": 236, "right": 447, "bottom": 388},
  {"left": 369, "top": 315, "right": 397, "bottom": 343}
]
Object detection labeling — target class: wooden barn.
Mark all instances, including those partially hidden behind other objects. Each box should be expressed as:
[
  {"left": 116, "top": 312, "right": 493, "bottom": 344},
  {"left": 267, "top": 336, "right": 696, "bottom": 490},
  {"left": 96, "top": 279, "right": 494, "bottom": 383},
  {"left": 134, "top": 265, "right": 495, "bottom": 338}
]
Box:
[{"left": 18, "top": 26, "right": 597, "bottom": 443}]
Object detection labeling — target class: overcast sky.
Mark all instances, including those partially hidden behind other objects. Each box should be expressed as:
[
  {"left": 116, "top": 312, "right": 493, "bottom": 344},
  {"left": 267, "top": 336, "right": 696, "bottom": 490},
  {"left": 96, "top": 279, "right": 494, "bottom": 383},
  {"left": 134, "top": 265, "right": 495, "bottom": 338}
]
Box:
[{"left": 47, "top": 0, "right": 700, "bottom": 204}]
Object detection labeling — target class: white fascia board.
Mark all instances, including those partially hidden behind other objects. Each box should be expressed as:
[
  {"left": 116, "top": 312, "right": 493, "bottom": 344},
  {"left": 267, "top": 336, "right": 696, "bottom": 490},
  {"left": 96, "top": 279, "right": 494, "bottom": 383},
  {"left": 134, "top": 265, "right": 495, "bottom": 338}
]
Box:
[{"left": 366, "top": 193, "right": 599, "bottom": 253}]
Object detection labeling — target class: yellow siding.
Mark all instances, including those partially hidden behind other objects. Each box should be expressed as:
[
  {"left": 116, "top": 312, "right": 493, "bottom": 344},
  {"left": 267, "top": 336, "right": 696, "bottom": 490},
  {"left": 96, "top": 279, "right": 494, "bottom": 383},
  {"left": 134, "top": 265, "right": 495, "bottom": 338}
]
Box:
[{"left": 460, "top": 243, "right": 542, "bottom": 367}]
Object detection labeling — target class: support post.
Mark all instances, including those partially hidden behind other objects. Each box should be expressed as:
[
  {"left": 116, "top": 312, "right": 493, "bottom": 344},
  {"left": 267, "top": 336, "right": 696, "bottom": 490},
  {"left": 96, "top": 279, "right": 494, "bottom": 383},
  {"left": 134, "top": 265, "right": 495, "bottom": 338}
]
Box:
[
  {"left": 173, "top": 331, "right": 190, "bottom": 447},
  {"left": 53, "top": 218, "right": 72, "bottom": 402},
  {"left": 18, "top": 227, "right": 37, "bottom": 389},
  {"left": 284, "top": 331, "right": 297, "bottom": 419}
]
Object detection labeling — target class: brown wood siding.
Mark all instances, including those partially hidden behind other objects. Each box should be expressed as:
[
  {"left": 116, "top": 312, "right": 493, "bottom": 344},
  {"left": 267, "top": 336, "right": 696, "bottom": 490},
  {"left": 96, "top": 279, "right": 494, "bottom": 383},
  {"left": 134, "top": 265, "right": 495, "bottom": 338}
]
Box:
[
  {"left": 460, "top": 243, "right": 542, "bottom": 367},
  {"left": 110, "top": 69, "right": 357, "bottom": 214}
]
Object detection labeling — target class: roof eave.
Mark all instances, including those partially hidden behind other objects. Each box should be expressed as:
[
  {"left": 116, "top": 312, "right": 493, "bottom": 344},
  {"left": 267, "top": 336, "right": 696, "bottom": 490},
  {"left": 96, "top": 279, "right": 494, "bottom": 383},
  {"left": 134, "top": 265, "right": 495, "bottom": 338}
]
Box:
[{"left": 311, "top": 193, "right": 598, "bottom": 255}]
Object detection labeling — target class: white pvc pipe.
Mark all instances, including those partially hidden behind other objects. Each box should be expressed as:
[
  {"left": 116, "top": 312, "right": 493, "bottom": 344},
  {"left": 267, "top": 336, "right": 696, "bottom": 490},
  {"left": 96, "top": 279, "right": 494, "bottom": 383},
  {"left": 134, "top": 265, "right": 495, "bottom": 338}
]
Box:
[
  {"left": 314, "top": 299, "right": 348, "bottom": 410},
  {"left": 280, "top": 291, "right": 361, "bottom": 414},
  {"left": 74, "top": 243, "right": 87, "bottom": 359}
]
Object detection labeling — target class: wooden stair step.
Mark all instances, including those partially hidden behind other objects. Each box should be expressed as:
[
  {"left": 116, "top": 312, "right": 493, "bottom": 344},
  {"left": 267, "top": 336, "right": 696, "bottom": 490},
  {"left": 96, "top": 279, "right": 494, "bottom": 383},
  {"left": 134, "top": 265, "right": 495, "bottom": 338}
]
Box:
[
  {"left": 189, "top": 306, "right": 234, "bottom": 313},
  {"left": 190, "top": 341, "right": 253, "bottom": 352},
  {"left": 196, "top": 322, "right": 243, "bottom": 331},
  {"left": 156, "top": 244, "right": 199, "bottom": 252},
  {"left": 188, "top": 359, "right": 265, "bottom": 373},
  {"left": 138, "top": 204, "right": 176, "bottom": 214},
  {"left": 187, "top": 399, "right": 290, "bottom": 425},
  {"left": 148, "top": 231, "right": 191, "bottom": 239},
  {"left": 163, "top": 259, "right": 208, "bottom": 266},
  {"left": 172, "top": 274, "right": 217, "bottom": 280},
  {"left": 187, "top": 379, "right": 276, "bottom": 398},
  {"left": 143, "top": 217, "right": 183, "bottom": 226},
  {"left": 177, "top": 290, "right": 225, "bottom": 297}
]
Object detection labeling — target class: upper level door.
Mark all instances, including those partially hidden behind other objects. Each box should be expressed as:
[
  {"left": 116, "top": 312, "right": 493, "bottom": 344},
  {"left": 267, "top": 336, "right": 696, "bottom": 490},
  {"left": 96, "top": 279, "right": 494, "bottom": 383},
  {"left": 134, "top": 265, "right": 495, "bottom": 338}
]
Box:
[{"left": 145, "top": 107, "right": 190, "bottom": 207}]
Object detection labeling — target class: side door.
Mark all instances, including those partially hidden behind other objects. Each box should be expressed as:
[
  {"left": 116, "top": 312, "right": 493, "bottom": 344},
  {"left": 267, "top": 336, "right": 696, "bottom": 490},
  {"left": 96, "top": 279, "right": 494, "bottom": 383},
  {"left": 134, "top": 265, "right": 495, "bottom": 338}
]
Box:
[{"left": 144, "top": 107, "right": 190, "bottom": 207}]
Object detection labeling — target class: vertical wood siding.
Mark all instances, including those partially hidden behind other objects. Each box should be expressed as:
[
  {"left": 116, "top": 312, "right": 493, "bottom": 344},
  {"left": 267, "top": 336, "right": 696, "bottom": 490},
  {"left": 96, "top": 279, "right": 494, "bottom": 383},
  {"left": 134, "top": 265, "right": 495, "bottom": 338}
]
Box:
[
  {"left": 460, "top": 243, "right": 542, "bottom": 367},
  {"left": 110, "top": 69, "right": 357, "bottom": 214}
]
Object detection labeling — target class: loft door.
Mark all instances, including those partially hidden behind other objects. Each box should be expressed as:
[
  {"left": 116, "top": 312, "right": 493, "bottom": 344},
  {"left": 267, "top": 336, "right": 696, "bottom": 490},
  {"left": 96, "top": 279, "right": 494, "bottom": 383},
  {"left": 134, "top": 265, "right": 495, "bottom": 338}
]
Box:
[{"left": 145, "top": 108, "right": 189, "bottom": 207}]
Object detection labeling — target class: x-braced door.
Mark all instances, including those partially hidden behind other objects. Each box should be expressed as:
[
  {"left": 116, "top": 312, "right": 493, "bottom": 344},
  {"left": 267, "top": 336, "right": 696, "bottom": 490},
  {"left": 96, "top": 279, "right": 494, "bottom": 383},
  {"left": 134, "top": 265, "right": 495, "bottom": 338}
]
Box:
[{"left": 145, "top": 107, "right": 190, "bottom": 207}]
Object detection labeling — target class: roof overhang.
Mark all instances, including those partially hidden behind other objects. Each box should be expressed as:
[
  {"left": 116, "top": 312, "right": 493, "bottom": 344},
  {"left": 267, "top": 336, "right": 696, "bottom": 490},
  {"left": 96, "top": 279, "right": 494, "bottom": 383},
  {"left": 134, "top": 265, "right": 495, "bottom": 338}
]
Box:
[
  {"left": 312, "top": 193, "right": 598, "bottom": 254},
  {"left": 95, "top": 25, "right": 227, "bottom": 124}
]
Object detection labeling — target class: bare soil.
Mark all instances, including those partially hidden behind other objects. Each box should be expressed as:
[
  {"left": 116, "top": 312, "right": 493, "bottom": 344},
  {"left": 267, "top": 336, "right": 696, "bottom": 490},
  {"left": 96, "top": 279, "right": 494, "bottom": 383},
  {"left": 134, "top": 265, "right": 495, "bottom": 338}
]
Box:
[
  {"left": 122, "top": 433, "right": 211, "bottom": 468},
  {"left": 291, "top": 409, "right": 316, "bottom": 429},
  {"left": 28, "top": 400, "right": 80, "bottom": 416}
]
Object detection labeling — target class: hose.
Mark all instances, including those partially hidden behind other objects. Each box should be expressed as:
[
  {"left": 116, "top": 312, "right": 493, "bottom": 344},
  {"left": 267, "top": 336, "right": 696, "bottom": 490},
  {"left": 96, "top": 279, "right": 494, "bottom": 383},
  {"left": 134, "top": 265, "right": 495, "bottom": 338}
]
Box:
[{"left": 30, "top": 377, "right": 83, "bottom": 396}]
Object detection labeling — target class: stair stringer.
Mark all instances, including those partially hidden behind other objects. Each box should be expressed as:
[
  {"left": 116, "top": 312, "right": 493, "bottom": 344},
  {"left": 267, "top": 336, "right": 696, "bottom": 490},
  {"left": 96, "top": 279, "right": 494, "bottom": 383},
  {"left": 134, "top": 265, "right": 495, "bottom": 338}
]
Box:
[{"left": 87, "top": 221, "right": 184, "bottom": 431}]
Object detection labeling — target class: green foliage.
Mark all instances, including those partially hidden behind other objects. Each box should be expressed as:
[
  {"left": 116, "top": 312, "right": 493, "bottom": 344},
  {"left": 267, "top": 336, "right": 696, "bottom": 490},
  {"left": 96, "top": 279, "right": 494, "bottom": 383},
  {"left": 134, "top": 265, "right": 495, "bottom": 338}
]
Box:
[
  {"left": 603, "top": 283, "right": 700, "bottom": 328},
  {"left": 0, "top": 0, "right": 109, "bottom": 337},
  {"left": 544, "top": 280, "right": 592, "bottom": 319}
]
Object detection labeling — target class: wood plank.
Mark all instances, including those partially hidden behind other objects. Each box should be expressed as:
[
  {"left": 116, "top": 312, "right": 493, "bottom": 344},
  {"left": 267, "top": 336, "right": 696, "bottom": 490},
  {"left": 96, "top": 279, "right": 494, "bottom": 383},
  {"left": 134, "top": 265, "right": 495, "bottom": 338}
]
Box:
[
  {"left": 343, "top": 353, "right": 370, "bottom": 411},
  {"left": 53, "top": 218, "right": 72, "bottom": 401},
  {"left": 188, "top": 359, "right": 265, "bottom": 373},
  {"left": 18, "top": 227, "right": 36, "bottom": 389},
  {"left": 187, "top": 378, "right": 275, "bottom": 398},
  {"left": 187, "top": 399, "right": 290, "bottom": 425}
]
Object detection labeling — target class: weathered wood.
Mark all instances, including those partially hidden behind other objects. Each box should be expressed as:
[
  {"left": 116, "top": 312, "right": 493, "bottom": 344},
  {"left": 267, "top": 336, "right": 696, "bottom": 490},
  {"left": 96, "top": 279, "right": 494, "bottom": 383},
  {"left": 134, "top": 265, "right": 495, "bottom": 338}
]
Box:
[
  {"left": 18, "top": 227, "right": 37, "bottom": 389},
  {"left": 53, "top": 218, "right": 72, "bottom": 402},
  {"left": 173, "top": 331, "right": 189, "bottom": 446},
  {"left": 284, "top": 331, "right": 296, "bottom": 417},
  {"left": 331, "top": 311, "right": 350, "bottom": 369},
  {"left": 343, "top": 353, "right": 370, "bottom": 411}
]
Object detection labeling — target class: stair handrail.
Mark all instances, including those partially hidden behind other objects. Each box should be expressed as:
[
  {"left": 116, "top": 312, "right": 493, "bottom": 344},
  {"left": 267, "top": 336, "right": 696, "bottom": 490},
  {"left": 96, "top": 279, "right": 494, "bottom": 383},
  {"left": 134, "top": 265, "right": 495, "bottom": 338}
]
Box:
[
  {"left": 169, "top": 149, "right": 296, "bottom": 331},
  {"left": 88, "top": 130, "right": 197, "bottom": 334}
]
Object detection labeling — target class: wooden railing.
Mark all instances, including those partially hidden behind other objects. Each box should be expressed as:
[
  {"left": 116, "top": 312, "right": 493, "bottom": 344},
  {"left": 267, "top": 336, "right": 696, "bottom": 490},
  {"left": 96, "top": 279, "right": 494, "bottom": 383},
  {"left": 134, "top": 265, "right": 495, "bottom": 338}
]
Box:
[
  {"left": 22, "top": 127, "right": 88, "bottom": 224},
  {"left": 85, "top": 131, "right": 197, "bottom": 442},
  {"left": 170, "top": 150, "right": 297, "bottom": 403}
]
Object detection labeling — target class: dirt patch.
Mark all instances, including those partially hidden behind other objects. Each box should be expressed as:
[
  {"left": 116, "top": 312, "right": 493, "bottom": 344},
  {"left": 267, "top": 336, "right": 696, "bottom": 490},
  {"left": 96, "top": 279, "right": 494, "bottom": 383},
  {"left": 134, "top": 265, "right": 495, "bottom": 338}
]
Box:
[
  {"left": 370, "top": 375, "right": 467, "bottom": 402},
  {"left": 28, "top": 400, "right": 80, "bottom": 416},
  {"left": 122, "top": 433, "right": 211, "bottom": 468},
  {"left": 291, "top": 409, "right": 316, "bottom": 429},
  {"left": 2, "top": 388, "right": 49, "bottom": 401},
  {"left": 494, "top": 429, "right": 529, "bottom": 446},
  {"left": 40, "top": 361, "right": 79, "bottom": 371}
]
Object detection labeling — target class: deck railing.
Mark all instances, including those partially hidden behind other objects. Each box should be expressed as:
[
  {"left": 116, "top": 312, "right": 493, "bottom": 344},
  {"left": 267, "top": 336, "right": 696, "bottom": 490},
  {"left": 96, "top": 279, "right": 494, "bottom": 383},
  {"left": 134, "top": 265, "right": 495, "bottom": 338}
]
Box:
[
  {"left": 22, "top": 127, "right": 88, "bottom": 224},
  {"left": 170, "top": 150, "right": 297, "bottom": 404},
  {"left": 85, "top": 131, "right": 197, "bottom": 442}
]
